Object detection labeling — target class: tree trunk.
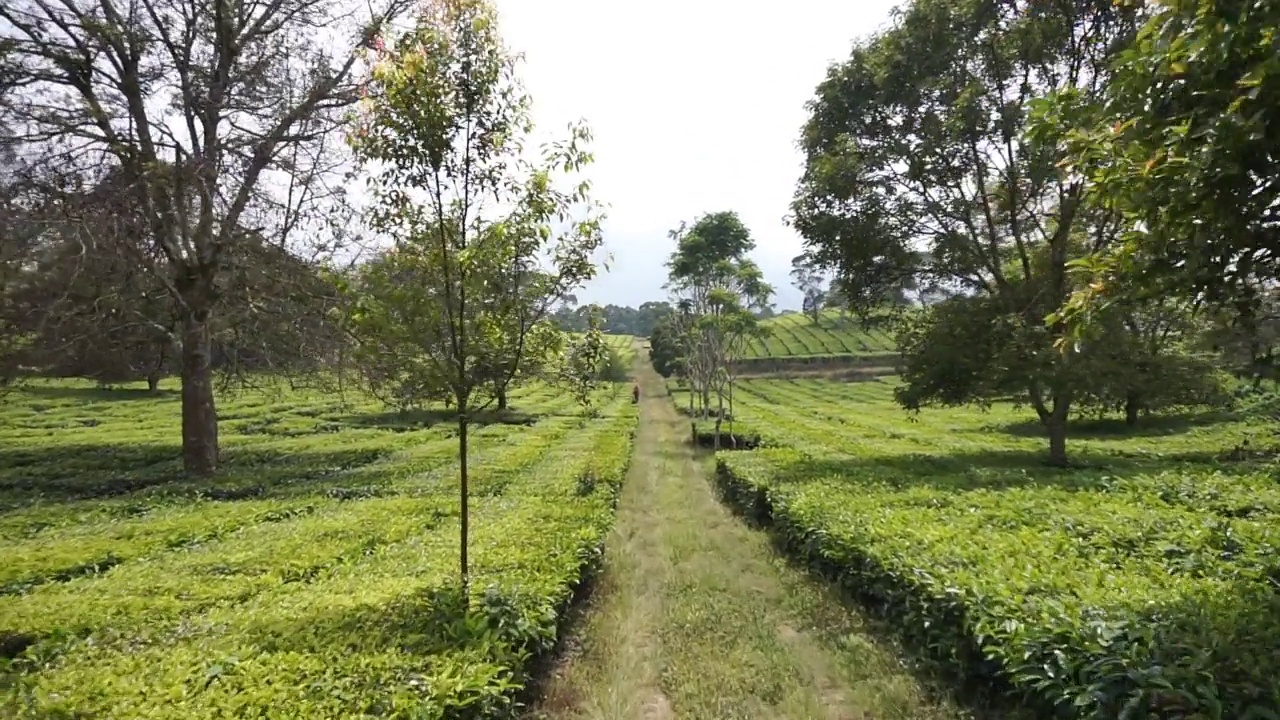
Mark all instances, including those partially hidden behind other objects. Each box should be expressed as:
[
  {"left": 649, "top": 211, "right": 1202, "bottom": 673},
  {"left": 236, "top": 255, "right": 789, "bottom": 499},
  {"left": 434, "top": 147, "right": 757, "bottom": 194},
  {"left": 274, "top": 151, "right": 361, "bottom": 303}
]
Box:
[
  {"left": 1044, "top": 392, "right": 1071, "bottom": 467},
  {"left": 458, "top": 406, "right": 470, "bottom": 592},
  {"left": 714, "top": 389, "right": 724, "bottom": 451},
  {"left": 180, "top": 311, "right": 218, "bottom": 476},
  {"left": 1046, "top": 418, "right": 1068, "bottom": 467},
  {"left": 496, "top": 388, "right": 507, "bottom": 411},
  {"left": 1125, "top": 392, "right": 1141, "bottom": 427},
  {"left": 727, "top": 378, "right": 734, "bottom": 437},
  {"left": 147, "top": 341, "right": 168, "bottom": 393}
]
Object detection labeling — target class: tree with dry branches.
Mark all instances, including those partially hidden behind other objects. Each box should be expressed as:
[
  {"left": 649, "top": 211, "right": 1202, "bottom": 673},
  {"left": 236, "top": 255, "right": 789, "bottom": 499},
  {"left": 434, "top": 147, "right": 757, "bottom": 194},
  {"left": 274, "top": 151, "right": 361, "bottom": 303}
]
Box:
[{"left": 0, "top": 0, "right": 413, "bottom": 474}]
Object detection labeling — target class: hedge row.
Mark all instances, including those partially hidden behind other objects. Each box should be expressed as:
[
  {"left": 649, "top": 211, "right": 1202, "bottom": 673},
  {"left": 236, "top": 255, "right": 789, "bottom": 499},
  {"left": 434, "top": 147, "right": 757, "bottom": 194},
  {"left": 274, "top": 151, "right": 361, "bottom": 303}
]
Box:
[{"left": 717, "top": 449, "right": 1280, "bottom": 720}]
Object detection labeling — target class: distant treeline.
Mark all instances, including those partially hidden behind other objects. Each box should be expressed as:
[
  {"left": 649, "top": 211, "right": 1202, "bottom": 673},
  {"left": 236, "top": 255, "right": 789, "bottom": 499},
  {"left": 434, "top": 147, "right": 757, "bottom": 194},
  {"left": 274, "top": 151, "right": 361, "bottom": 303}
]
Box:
[{"left": 550, "top": 300, "right": 781, "bottom": 337}]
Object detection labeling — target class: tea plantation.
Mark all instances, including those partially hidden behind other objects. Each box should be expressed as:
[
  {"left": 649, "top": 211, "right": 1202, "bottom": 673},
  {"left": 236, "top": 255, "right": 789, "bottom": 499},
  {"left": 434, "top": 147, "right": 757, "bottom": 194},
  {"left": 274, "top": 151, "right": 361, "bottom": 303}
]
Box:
[
  {"left": 0, "top": 373, "right": 637, "bottom": 718},
  {"left": 742, "top": 311, "right": 896, "bottom": 360},
  {"left": 715, "top": 377, "right": 1280, "bottom": 719}
]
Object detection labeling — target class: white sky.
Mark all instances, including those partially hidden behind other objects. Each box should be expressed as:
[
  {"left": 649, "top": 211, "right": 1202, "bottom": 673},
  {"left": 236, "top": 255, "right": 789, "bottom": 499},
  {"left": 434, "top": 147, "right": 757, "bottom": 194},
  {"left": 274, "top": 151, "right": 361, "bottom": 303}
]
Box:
[{"left": 495, "top": 0, "right": 901, "bottom": 310}]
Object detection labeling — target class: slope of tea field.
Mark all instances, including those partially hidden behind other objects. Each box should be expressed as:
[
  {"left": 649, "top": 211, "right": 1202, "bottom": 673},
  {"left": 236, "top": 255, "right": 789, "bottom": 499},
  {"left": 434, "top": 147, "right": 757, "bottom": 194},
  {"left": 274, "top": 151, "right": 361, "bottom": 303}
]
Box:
[
  {"left": 715, "top": 377, "right": 1280, "bottom": 719},
  {"left": 0, "top": 376, "right": 636, "bottom": 719},
  {"left": 743, "top": 311, "right": 896, "bottom": 360}
]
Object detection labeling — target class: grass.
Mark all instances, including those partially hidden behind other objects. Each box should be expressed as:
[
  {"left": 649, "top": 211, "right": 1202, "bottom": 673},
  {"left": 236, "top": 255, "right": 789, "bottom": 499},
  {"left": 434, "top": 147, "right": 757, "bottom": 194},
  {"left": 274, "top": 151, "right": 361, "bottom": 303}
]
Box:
[
  {"left": 714, "top": 376, "right": 1280, "bottom": 718},
  {"left": 745, "top": 311, "right": 897, "bottom": 360},
  {"left": 0, "top": 374, "right": 637, "bottom": 719},
  {"left": 530, "top": 349, "right": 983, "bottom": 720}
]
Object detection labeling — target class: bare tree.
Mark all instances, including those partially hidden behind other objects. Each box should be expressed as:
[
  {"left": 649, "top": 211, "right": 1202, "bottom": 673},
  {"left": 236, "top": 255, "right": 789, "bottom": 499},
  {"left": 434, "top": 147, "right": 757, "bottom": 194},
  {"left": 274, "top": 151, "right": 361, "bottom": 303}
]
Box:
[{"left": 0, "top": 0, "right": 411, "bottom": 473}]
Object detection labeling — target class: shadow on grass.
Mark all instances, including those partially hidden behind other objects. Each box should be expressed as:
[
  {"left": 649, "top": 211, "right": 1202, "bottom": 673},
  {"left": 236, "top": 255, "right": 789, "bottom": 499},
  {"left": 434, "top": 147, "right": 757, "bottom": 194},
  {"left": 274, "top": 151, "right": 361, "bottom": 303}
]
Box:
[
  {"left": 342, "top": 407, "right": 538, "bottom": 432},
  {"left": 995, "top": 410, "right": 1237, "bottom": 440},
  {"left": 0, "top": 442, "right": 394, "bottom": 509},
  {"left": 765, "top": 444, "right": 1264, "bottom": 495},
  {"left": 15, "top": 384, "right": 178, "bottom": 402}
]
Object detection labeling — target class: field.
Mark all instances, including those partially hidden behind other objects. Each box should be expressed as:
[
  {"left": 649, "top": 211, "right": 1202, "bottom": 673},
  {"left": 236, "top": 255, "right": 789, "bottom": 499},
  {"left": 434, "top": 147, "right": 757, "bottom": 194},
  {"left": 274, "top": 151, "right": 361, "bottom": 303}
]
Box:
[
  {"left": 0, "top": 366, "right": 637, "bottom": 718},
  {"left": 743, "top": 311, "right": 897, "bottom": 360},
  {"left": 604, "top": 333, "right": 636, "bottom": 364},
  {"left": 714, "top": 377, "right": 1280, "bottom": 718}
]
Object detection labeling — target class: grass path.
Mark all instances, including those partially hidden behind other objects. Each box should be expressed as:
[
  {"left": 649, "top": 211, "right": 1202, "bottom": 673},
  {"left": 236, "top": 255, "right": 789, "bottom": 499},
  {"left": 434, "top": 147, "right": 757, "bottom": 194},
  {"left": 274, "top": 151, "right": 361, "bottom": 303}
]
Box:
[{"left": 529, "top": 345, "right": 975, "bottom": 720}]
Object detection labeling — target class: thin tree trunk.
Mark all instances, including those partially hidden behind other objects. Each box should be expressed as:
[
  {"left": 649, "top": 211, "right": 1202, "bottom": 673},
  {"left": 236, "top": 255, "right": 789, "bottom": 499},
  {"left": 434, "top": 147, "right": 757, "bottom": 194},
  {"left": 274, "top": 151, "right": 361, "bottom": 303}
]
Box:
[
  {"left": 714, "top": 387, "right": 724, "bottom": 450},
  {"left": 1125, "top": 392, "right": 1141, "bottom": 427},
  {"left": 728, "top": 377, "right": 734, "bottom": 437},
  {"left": 147, "top": 340, "right": 168, "bottom": 393},
  {"left": 180, "top": 311, "right": 218, "bottom": 476},
  {"left": 458, "top": 405, "right": 470, "bottom": 592},
  {"left": 496, "top": 388, "right": 507, "bottom": 411}
]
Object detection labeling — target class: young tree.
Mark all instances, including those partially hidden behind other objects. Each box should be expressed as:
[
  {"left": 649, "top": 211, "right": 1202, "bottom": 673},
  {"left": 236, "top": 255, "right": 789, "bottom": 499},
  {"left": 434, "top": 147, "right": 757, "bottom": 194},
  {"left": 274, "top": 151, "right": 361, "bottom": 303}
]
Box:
[
  {"left": 346, "top": 0, "right": 604, "bottom": 588},
  {"left": 791, "top": 0, "right": 1139, "bottom": 464},
  {"left": 0, "top": 0, "right": 410, "bottom": 474},
  {"left": 559, "top": 306, "right": 610, "bottom": 419}
]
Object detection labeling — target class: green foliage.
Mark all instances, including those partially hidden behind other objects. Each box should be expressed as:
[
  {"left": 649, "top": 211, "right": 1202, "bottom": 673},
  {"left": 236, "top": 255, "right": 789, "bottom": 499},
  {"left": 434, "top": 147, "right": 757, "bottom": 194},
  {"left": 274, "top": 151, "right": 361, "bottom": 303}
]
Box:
[
  {"left": 0, "top": 376, "right": 637, "bottom": 718},
  {"left": 550, "top": 301, "right": 673, "bottom": 337},
  {"left": 647, "top": 312, "right": 685, "bottom": 379},
  {"left": 559, "top": 307, "right": 612, "bottom": 417},
  {"left": 897, "top": 286, "right": 1232, "bottom": 426},
  {"left": 789, "top": 252, "right": 829, "bottom": 324},
  {"left": 715, "top": 377, "right": 1280, "bottom": 720},
  {"left": 1044, "top": 0, "right": 1280, "bottom": 328},
  {"left": 594, "top": 346, "right": 630, "bottom": 384}
]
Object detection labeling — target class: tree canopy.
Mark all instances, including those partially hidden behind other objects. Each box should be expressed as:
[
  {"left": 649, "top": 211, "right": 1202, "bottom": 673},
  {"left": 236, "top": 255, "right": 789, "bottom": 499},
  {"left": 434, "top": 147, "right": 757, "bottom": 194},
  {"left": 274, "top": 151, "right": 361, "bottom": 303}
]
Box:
[
  {"left": 1042, "top": 0, "right": 1280, "bottom": 333},
  {"left": 788, "top": 0, "right": 1243, "bottom": 464}
]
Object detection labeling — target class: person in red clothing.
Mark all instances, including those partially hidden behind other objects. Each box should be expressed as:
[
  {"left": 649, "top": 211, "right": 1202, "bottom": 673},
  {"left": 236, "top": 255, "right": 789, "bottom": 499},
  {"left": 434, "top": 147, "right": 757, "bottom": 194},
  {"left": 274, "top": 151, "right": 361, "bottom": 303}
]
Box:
[{"left": 632, "top": 384, "right": 640, "bottom": 403}]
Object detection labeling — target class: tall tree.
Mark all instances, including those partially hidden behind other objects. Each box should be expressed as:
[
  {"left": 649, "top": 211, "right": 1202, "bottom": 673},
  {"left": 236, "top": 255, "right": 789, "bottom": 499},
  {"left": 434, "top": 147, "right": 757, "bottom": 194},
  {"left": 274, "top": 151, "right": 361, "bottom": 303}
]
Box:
[
  {"left": 0, "top": 0, "right": 410, "bottom": 474},
  {"left": 345, "top": 0, "right": 604, "bottom": 589},
  {"left": 791, "top": 0, "right": 1138, "bottom": 464},
  {"left": 790, "top": 252, "right": 828, "bottom": 324}
]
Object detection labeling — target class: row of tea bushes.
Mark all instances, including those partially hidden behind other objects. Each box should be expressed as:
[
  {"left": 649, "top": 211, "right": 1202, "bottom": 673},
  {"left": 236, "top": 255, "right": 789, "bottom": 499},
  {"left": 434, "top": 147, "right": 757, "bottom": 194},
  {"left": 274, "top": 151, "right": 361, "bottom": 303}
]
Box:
[
  {"left": 1, "top": 374, "right": 638, "bottom": 719},
  {"left": 716, "top": 447, "right": 1280, "bottom": 719}
]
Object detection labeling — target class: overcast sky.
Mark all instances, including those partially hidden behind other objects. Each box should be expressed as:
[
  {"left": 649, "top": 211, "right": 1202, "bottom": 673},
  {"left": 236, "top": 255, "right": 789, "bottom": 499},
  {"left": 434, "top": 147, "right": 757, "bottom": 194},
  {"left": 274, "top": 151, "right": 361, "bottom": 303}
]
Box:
[{"left": 494, "top": 0, "right": 900, "bottom": 311}]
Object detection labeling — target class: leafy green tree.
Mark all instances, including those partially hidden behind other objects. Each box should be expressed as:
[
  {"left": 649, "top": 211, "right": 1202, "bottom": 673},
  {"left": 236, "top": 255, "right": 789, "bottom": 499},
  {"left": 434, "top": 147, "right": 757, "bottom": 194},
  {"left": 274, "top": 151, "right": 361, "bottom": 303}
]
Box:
[
  {"left": 790, "top": 252, "right": 829, "bottom": 324},
  {"left": 648, "top": 311, "right": 686, "bottom": 379},
  {"left": 345, "top": 0, "right": 603, "bottom": 588},
  {"left": 792, "top": 0, "right": 1138, "bottom": 464},
  {"left": 665, "top": 212, "right": 773, "bottom": 442},
  {"left": 1044, "top": 0, "right": 1280, "bottom": 334}
]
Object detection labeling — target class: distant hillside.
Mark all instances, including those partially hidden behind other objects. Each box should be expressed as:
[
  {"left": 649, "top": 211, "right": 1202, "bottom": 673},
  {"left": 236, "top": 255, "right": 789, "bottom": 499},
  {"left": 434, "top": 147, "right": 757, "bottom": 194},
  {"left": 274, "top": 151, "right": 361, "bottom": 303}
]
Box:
[{"left": 744, "top": 311, "right": 897, "bottom": 360}]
